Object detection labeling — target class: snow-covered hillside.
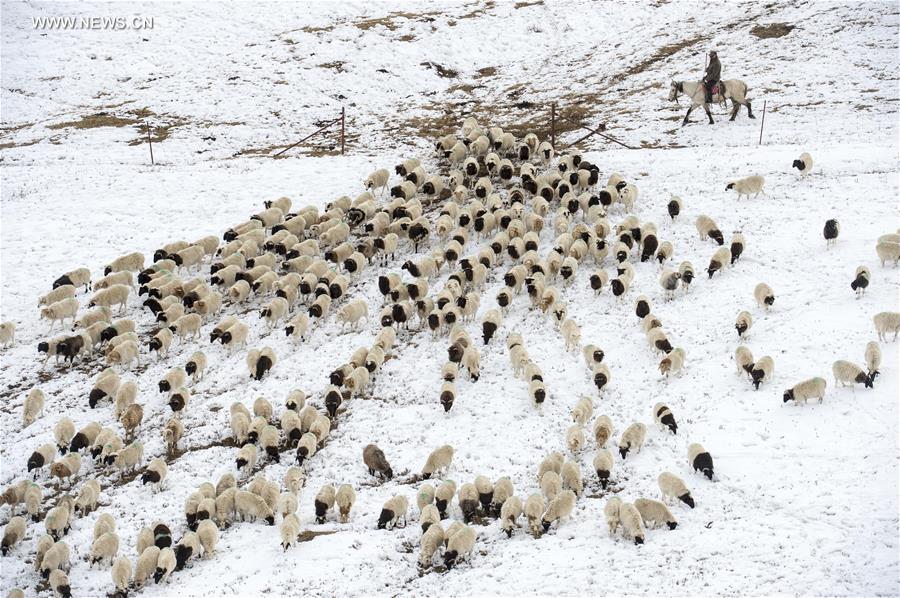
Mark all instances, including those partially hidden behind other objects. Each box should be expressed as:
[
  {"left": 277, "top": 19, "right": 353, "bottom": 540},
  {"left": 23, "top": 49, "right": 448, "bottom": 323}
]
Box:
[{"left": 1, "top": 1, "right": 898, "bottom": 597}]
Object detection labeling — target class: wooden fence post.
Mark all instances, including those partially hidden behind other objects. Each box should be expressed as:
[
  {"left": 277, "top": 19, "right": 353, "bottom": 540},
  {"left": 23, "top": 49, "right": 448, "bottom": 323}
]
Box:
[
  {"left": 758, "top": 100, "right": 767, "bottom": 146},
  {"left": 550, "top": 103, "right": 556, "bottom": 149},
  {"left": 340, "top": 107, "right": 345, "bottom": 156},
  {"left": 145, "top": 121, "right": 154, "bottom": 165}
]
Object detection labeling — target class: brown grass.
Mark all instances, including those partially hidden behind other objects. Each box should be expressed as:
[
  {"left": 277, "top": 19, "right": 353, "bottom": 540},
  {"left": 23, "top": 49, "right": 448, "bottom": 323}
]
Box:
[
  {"left": 514, "top": 0, "right": 543, "bottom": 8},
  {"left": 750, "top": 23, "right": 795, "bottom": 38}
]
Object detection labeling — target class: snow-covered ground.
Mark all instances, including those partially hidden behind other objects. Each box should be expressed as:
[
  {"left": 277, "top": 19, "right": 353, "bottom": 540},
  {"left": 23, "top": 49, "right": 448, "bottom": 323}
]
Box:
[{"left": 1, "top": 1, "right": 898, "bottom": 597}]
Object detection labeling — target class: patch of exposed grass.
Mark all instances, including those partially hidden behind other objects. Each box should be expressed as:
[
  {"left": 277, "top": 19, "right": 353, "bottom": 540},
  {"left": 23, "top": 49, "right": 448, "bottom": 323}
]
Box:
[
  {"left": 750, "top": 22, "right": 795, "bottom": 38},
  {"left": 474, "top": 66, "right": 497, "bottom": 78},
  {"left": 0, "top": 138, "right": 40, "bottom": 151},
  {"left": 47, "top": 112, "right": 142, "bottom": 130},
  {"left": 319, "top": 61, "right": 347, "bottom": 73},
  {"left": 421, "top": 62, "right": 459, "bottom": 78},
  {"left": 514, "top": 0, "right": 543, "bottom": 8}
]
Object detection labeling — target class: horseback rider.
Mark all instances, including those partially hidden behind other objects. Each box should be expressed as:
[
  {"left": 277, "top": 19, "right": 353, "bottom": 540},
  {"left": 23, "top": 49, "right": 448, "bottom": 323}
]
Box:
[{"left": 703, "top": 50, "right": 721, "bottom": 104}]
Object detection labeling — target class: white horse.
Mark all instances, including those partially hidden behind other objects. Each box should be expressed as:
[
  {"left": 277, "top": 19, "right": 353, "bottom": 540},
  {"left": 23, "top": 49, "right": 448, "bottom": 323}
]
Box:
[{"left": 668, "top": 80, "right": 755, "bottom": 126}]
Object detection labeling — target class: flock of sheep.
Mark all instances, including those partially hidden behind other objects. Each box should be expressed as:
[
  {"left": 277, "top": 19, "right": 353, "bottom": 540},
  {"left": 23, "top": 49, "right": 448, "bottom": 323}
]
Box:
[{"left": 1, "top": 114, "right": 899, "bottom": 598}]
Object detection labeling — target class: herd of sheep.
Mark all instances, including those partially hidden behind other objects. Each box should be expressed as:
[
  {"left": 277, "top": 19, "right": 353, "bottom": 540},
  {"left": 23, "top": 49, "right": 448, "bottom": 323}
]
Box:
[{"left": 1, "top": 114, "right": 899, "bottom": 598}]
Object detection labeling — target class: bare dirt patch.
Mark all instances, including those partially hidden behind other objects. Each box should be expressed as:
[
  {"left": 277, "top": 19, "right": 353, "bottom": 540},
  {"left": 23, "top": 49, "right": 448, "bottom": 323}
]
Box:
[{"left": 750, "top": 22, "right": 795, "bottom": 38}]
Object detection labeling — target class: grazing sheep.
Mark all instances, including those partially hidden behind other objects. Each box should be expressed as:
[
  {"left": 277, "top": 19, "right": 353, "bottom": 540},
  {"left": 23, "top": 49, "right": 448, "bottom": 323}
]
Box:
[
  {"left": 41, "top": 298, "right": 80, "bottom": 330},
  {"left": 695, "top": 215, "right": 724, "bottom": 245},
  {"left": 540, "top": 489, "right": 576, "bottom": 532},
  {"left": 1, "top": 516, "right": 26, "bottom": 556},
  {"left": 435, "top": 481, "right": 456, "bottom": 519},
  {"left": 592, "top": 448, "right": 614, "bottom": 489},
  {"left": 726, "top": 175, "right": 765, "bottom": 199},
  {"left": 618, "top": 423, "right": 646, "bottom": 459},
  {"left": 735, "top": 345, "right": 755, "bottom": 377},
  {"left": 168, "top": 387, "right": 190, "bottom": 415},
  {"left": 667, "top": 196, "right": 682, "bottom": 220},
  {"left": 561, "top": 318, "right": 581, "bottom": 351},
  {"left": 75, "top": 479, "right": 100, "bottom": 515},
  {"left": 474, "top": 476, "right": 494, "bottom": 514},
  {"left": 333, "top": 484, "right": 356, "bottom": 523},
  {"left": 338, "top": 299, "right": 369, "bottom": 331},
  {"left": 566, "top": 425, "right": 585, "bottom": 454},
  {"left": 749, "top": 355, "right": 775, "bottom": 390},
  {"left": 197, "top": 519, "right": 218, "bottom": 557},
  {"left": 792, "top": 152, "right": 813, "bottom": 174},
  {"left": 620, "top": 502, "right": 646, "bottom": 544},
  {"left": 735, "top": 311, "right": 752, "bottom": 337},
  {"left": 851, "top": 265, "right": 870, "bottom": 297},
  {"left": 422, "top": 445, "right": 454, "bottom": 479},
  {"left": 153, "top": 546, "right": 176, "bottom": 584},
  {"left": 635, "top": 498, "right": 677, "bottom": 530},
  {"left": 454, "top": 483, "right": 478, "bottom": 523},
  {"left": 39, "top": 540, "right": 70, "bottom": 579},
  {"left": 783, "top": 376, "right": 828, "bottom": 404},
  {"left": 363, "top": 444, "right": 393, "bottom": 480},
  {"left": 593, "top": 415, "right": 614, "bottom": 448},
  {"left": 524, "top": 493, "right": 545, "bottom": 538},
  {"left": 419, "top": 523, "right": 445, "bottom": 567},
  {"left": 378, "top": 495, "right": 409, "bottom": 530},
  {"left": 234, "top": 489, "right": 275, "bottom": 525},
  {"left": 874, "top": 312, "right": 900, "bottom": 341},
  {"left": 45, "top": 504, "right": 71, "bottom": 540},
  {"left": 111, "top": 556, "right": 132, "bottom": 594},
  {"left": 832, "top": 360, "right": 874, "bottom": 389},
  {"left": 876, "top": 236, "right": 900, "bottom": 267},
  {"left": 659, "top": 347, "right": 685, "bottom": 377},
  {"left": 592, "top": 362, "right": 611, "bottom": 392},
  {"left": 754, "top": 282, "right": 775, "bottom": 309},
  {"left": 481, "top": 309, "right": 501, "bottom": 345},
  {"left": 113, "top": 442, "right": 143, "bottom": 476},
  {"left": 443, "top": 525, "right": 476, "bottom": 570},
  {"left": 49, "top": 568, "right": 71, "bottom": 598},
  {"left": 658, "top": 472, "right": 694, "bottom": 508},
  {"left": 0, "top": 321, "right": 14, "bottom": 348},
  {"left": 571, "top": 396, "right": 593, "bottom": 425},
  {"left": 148, "top": 327, "right": 173, "bottom": 359},
  {"left": 134, "top": 546, "right": 160, "bottom": 588},
  {"left": 105, "top": 252, "right": 145, "bottom": 275},
  {"left": 120, "top": 403, "right": 144, "bottom": 441},
  {"left": 659, "top": 269, "right": 682, "bottom": 301},
  {"left": 141, "top": 457, "right": 168, "bottom": 491},
  {"left": 823, "top": 219, "right": 840, "bottom": 247},
  {"left": 865, "top": 341, "right": 881, "bottom": 377},
  {"left": 707, "top": 246, "right": 731, "bottom": 278},
  {"left": 235, "top": 443, "right": 257, "bottom": 476},
  {"left": 604, "top": 496, "right": 622, "bottom": 536},
  {"left": 653, "top": 403, "right": 677, "bottom": 434},
  {"left": 53, "top": 267, "right": 91, "bottom": 291},
  {"left": 50, "top": 452, "right": 81, "bottom": 486},
  {"left": 295, "top": 432, "right": 317, "bottom": 465},
  {"left": 279, "top": 513, "right": 301, "bottom": 551},
  {"left": 90, "top": 531, "right": 120, "bottom": 566},
  {"left": 688, "top": 443, "right": 715, "bottom": 479},
  {"left": 28, "top": 442, "right": 57, "bottom": 476},
  {"left": 561, "top": 460, "right": 583, "bottom": 497}
]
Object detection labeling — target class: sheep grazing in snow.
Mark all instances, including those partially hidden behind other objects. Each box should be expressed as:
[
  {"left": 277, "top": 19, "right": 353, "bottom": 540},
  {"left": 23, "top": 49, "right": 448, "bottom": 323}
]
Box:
[
  {"left": 688, "top": 442, "right": 715, "bottom": 480},
  {"left": 707, "top": 246, "right": 731, "bottom": 278},
  {"left": 653, "top": 402, "right": 677, "bottom": 434},
  {"left": 422, "top": 445, "right": 454, "bottom": 479},
  {"left": 0, "top": 321, "right": 15, "bottom": 348},
  {"left": 659, "top": 347, "right": 685, "bottom": 377},
  {"left": 378, "top": 495, "right": 408, "bottom": 530},
  {"left": 363, "top": 444, "right": 393, "bottom": 480},
  {"left": 792, "top": 152, "right": 813, "bottom": 175},
  {"left": 443, "top": 525, "right": 476, "bottom": 570},
  {"left": 23, "top": 388, "right": 45, "bottom": 428},
  {"left": 604, "top": 496, "right": 622, "bottom": 536},
  {"left": 541, "top": 489, "right": 576, "bottom": 532},
  {"left": 726, "top": 175, "right": 765, "bottom": 199},
  {"left": 851, "top": 266, "right": 870, "bottom": 297},
  {"left": 876, "top": 234, "right": 900, "bottom": 266},
  {"left": 112, "top": 556, "right": 132, "bottom": 594},
  {"left": 754, "top": 282, "right": 775, "bottom": 309},
  {"left": 89, "top": 284, "right": 130, "bottom": 313},
  {"left": 658, "top": 472, "right": 694, "bottom": 508},
  {"left": 53, "top": 267, "right": 91, "bottom": 291},
  {"left": 874, "top": 311, "right": 900, "bottom": 342},
  {"left": 695, "top": 215, "right": 724, "bottom": 245},
  {"left": 865, "top": 341, "right": 881, "bottom": 377},
  {"left": 635, "top": 498, "right": 678, "bottom": 530},
  {"left": 832, "top": 360, "right": 874, "bottom": 389},
  {"left": 419, "top": 523, "right": 445, "bottom": 567},
  {"left": 750, "top": 355, "right": 774, "bottom": 390},
  {"left": 783, "top": 377, "right": 828, "bottom": 405},
  {"left": 735, "top": 310, "right": 752, "bottom": 337},
  {"left": 823, "top": 219, "right": 840, "bottom": 247},
  {"left": 667, "top": 196, "right": 681, "bottom": 220},
  {"left": 618, "top": 423, "right": 646, "bottom": 459},
  {"left": 41, "top": 298, "right": 80, "bottom": 330}
]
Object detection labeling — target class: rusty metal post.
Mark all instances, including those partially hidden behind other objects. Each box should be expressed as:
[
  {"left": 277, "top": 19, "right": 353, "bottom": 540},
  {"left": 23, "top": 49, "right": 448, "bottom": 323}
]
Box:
[
  {"left": 340, "top": 107, "right": 345, "bottom": 155},
  {"left": 758, "top": 100, "right": 767, "bottom": 146},
  {"left": 550, "top": 103, "right": 556, "bottom": 149},
  {"left": 146, "top": 121, "right": 154, "bottom": 165}
]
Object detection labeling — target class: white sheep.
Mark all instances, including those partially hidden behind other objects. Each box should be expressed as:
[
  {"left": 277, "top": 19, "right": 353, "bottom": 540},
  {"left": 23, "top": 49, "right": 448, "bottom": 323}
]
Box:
[
  {"left": 571, "top": 396, "right": 593, "bottom": 425},
  {"left": 0, "top": 321, "right": 15, "bottom": 348},
  {"left": 280, "top": 513, "right": 301, "bottom": 551},
  {"left": 111, "top": 556, "right": 132, "bottom": 593},
  {"left": 832, "top": 360, "right": 874, "bottom": 389},
  {"left": 53, "top": 267, "right": 91, "bottom": 291},
  {"left": 197, "top": 520, "right": 218, "bottom": 557},
  {"left": 378, "top": 495, "right": 409, "bottom": 530},
  {"left": 561, "top": 318, "right": 580, "bottom": 351},
  {"left": 792, "top": 152, "right": 813, "bottom": 175},
  {"left": 90, "top": 531, "right": 120, "bottom": 567},
  {"left": 604, "top": 496, "right": 622, "bottom": 536},
  {"left": 726, "top": 175, "right": 765, "bottom": 199},
  {"left": 695, "top": 215, "right": 724, "bottom": 245},
  {"left": 443, "top": 525, "right": 476, "bottom": 569},
  {"left": 750, "top": 355, "right": 774, "bottom": 390},
  {"left": 39, "top": 285, "right": 76, "bottom": 308},
  {"left": 618, "top": 422, "right": 646, "bottom": 459},
  {"left": 134, "top": 546, "right": 160, "bottom": 588},
  {"left": 735, "top": 310, "right": 752, "bottom": 337},
  {"left": 22, "top": 388, "right": 45, "bottom": 428},
  {"left": 688, "top": 443, "right": 715, "bottom": 479},
  {"left": 634, "top": 498, "right": 678, "bottom": 530},
  {"left": 659, "top": 347, "right": 685, "bottom": 377},
  {"left": 566, "top": 425, "right": 585, "bottom": 454},
  {"left": 105, "top": 252, "right": 144, "bottom": 275},
  {"left": 876, "top": 237, "right": 900, "bottom": 267},
  {"left": 782, "top": 376, "right": 828, "bottom": 405},
  {"left": 419, "top": 523, "right": 445, "bottom": 568},
  {"left": 865, "top": 341, "right": 881, "bottom": 377},
  {"left": 620, "top": 502, "right": 646, "bottom": 544},
  {"left": 754, "top": 282, "right": 775, "bottom": 309},
  {"left": 658, "top": 472, "right": 695, "bottom": 508},
  {"left": 364, "top": 168, "right": 390, "bottom": 195},
  {"left": 873, "top": 311, "right": 900, "bottom": 342},
  {"left": 421, "top": 445, "right": 454, "bottom": 479},
  {"left": 41, "top": 298, "right": 80, "bottom": 330}
]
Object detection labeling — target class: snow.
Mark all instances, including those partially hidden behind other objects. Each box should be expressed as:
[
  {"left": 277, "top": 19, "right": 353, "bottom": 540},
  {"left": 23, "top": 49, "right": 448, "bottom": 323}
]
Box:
[{"left": 1, "top": 1, "right": 899, "bottom": 597}]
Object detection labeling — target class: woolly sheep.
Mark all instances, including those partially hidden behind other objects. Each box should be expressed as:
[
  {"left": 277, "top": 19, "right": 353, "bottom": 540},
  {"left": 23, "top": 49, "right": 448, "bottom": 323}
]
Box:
[
  {"left": 571, "top": 396, "right": 593, "bottom": 425},
  {"left": 89, "top": 284, "right": 130, "bottom": 313},
  {"left": 873, "top": 311, "right": 900, "bottom": 341},
  {"left": 620, "top": 502, "right": 645, "bottom": 544},
  {"left": 634, "top": 498, "right": 677, "bottom": 530},
  {"left": 422, "top": 445, "right": 454, "bottom": 479},
  {"left": 246, "top": 346, "right": 276, "bottom": 381},
  {"left": 658, "top": 472, "right": 695, "bottom": 508},
  {"left": 659, "top": 347, "right": 685, "bottom": 377},
  {"left": 53, "top": 267, "right": 91, "bottom": 291},
  {"left": 561, "top": 460, "right": 583, "bottom": 497},
  {"left": 90, "top": 531, "right": 120, "bottom": 567},
  {"left": 734, "top": 310, "right": 753, "bottom": 337},
  {"left": 105, "top": 252, "right": 144, "bottom": 276},
  {"left": 435, "top": 480, "right": 456, "bottom": 519},
  {"left": 524, "top": 493, "right": 546, "bottom": 538},
  {"left": 1, "top": 516, "right": 26, "bottom": 556},
  {"left": 850, "top": 265, "right": 870, "bottom": 297},
  {"left": 792, "top": 151, "right": 813, "bottom": 174},
  {"left": 235, "top": 443, "right": 257, "bottom": 475},
  {"left": 113, "top": 442, "right": 142, "bottom": 475},
  {"left": 378, "top": 494, "right": 408, "bottom": 530},
  {"left": 111, "top": 556, "right": 131, "bottom": 593},
  {"left": 865, "top": 341, "right": 881, "bottom": 377},
  {"left": 141, "top": 457, "right": 168, "bottom": 491},
  {"left": 28, "top": 442, "right": 57, "bottom": 475},
  {"left": 876, "top": 237, "right": 900, "bottom": 266},
  {"left": 50, "top": 452, "right": 81, "bottom": 486},
  {"left": 0, "top": 321, "right": 14, "bottom": 348},
  {"left": 474, "top": 475, "right": 494, "bottom": 514},
  {"left": 443, "top": 524, "right": 476, "bottom": 570},
  {"left": 653, "top": 402, "right": 678, "bottom": 434},
  {"left": 754, "top": 282, "right": 775, "bottom": 309},
  {"left": 688, "top": 442, "right": 715, "bottom": 479},
  {"left": 39, "top": 285, "right": 76, "bottom": 308},
  {"left": 153, "top": 546, "right": 176, "bottom": 583},
  {"left": 197, "top": 519, "right": 218, "bottom": 557},
  {"left": 419, "top": 523, "right": 445, "bottom": 568},
  {"left": 604, "top": 496, "right": 622, "bottom": 536},
  {"left": 707, "top": 246, "right": 731, "bottom": 278},
  {"left": 593, "top": 415, "right": 614, "bottom": 448},
  {"left": 540, "top": 489, "right": 576, "bottom": 532},
  {"left": 50, "top": 568, "right": 71, "bottom": 598},
  {"left": 832, "top": 360, "right": 874, "bottom": 389},
  {"left": 363, "top": 444, "right": 393, "bottom": 479},
  {"left": 618, "top": 422, "right": 646, "bottom": 459},
  {"left": 750, "top": 355, "right": 774, "bottom": 390},
  {"left": 40, "top": 540, "right": 70, "bottom": 579},
  {"left": 726, "top": 175, "right": 765, "bottom": 199},
  {"left": 592, "top": 448, "right": 614, "bottom": 489},
  {"left": 235, "top": 489, "right": 274, "bottom": 525},
  {"left": 22, "top": 388, "right": 45, "bottom": 428},
  {"left": 695, "top": 215, "right": 724, "bottom": 245},
  {"left": 41, "top": 298, "right": 80, "bottom": 330},
  {"left": 566, "top": 425, "right": 585, "bottom": 454},
  {"left": 592, "top": 362, "right": 611, "bottom": 392},
  {"left": 75, "top": 479, "right": 100, "bottom": 515},
  {"left": 45, "top": 504, "right": 71, "bottom": 540},
  {"left": 456, "top": 483, "right": 478, "bottom": 523},
  {"left": 824, "top": 219, "right": 840, "bottom": 247}
]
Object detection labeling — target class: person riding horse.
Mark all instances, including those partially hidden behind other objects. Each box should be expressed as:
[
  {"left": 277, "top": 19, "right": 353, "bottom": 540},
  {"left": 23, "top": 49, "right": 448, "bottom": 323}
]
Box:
[{"left": 703, "top": 50, "right": 721, "bottom": 104}]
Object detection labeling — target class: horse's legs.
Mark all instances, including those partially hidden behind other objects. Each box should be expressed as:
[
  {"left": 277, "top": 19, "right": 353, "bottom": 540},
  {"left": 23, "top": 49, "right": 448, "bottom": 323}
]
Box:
[
  {"left": 682, "top": 106, "right": 694, "bottom": 126},
  {"left": 703, "top": 104, "right": 714, "bottom": 125},
  {"left": 745, "top": 100, "right": 755, "bottom": 119},
  {"left": 730, "top": 99, "right": 740, "bottom": 121}
]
